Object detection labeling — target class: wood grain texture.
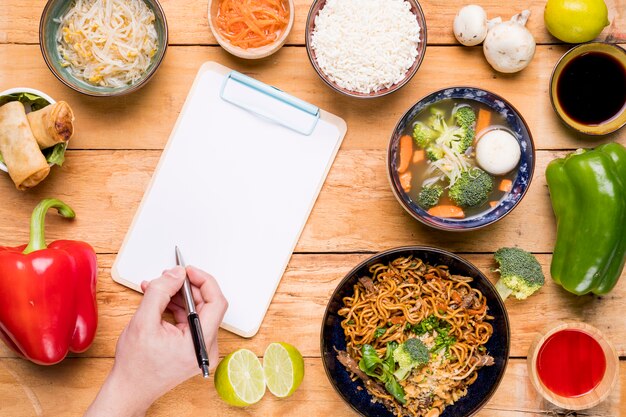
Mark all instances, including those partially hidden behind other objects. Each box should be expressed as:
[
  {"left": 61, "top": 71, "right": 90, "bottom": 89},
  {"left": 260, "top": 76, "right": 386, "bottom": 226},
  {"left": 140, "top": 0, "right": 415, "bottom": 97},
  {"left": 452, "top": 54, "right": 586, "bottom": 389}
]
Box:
[
  {"left": 1, "top": 0, "right": 624, "bottom": 45},
  {"left": 0, "top": 358, "right": 623, "bottom": 417},
  {"left": 4, "top": 149, "right": 626, "bottom": 253},
  {"left": 2, "top": 44, "right": 626, "bottom": 152},
  {"left": 1, "top": 1, "right": 626, "bottom": 416},
  {"left": 1, "top": 254, "right": 624, "bottom": 360}
]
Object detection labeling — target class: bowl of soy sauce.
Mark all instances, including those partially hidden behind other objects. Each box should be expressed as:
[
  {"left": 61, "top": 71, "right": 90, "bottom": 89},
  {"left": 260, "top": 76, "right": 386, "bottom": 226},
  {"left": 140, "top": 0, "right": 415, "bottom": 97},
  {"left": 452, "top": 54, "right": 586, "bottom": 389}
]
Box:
[{"left": 550, "top": 42, "right": 626, "bottom": 136}]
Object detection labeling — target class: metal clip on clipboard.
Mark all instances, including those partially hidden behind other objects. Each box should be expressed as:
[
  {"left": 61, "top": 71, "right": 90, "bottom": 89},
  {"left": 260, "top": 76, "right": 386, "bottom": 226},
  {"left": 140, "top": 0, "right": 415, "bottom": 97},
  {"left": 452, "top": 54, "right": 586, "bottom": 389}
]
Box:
[{"left": 220, "top": 71, "right": 320, "bottom": 136}]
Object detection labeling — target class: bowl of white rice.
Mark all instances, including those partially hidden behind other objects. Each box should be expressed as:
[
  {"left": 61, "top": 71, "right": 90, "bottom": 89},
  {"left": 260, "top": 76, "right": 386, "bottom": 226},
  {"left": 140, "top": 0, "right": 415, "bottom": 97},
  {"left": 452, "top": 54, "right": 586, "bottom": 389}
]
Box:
[{"left": 305, "top": 0, "right": 427, "bottom": 98}]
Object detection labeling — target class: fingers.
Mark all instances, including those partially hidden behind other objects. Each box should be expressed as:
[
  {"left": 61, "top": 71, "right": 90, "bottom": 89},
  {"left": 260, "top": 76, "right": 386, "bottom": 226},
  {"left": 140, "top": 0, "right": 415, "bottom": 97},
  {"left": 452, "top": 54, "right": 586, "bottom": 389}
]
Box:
[
  {"left": 135, "top": 267, "right": 186, "bottom": 327},
  {"left": 167, "top": 301, "right": 188, "bottom": 324},
  {"left": 187, "top": 266, "right": 225, "bottom": 304},
  {"left": 170, "top": 285, "right": 204, "bottom": 310},
  {"left": 185, "top": 266, "right": 228, "bottom": 339}
]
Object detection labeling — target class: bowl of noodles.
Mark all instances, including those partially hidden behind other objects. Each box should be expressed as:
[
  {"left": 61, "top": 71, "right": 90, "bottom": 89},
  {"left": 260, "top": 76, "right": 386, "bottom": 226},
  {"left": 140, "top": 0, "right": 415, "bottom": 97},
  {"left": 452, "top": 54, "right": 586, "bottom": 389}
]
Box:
[{"left": 321, "top": 246, "right": 510, "bottom": 417}]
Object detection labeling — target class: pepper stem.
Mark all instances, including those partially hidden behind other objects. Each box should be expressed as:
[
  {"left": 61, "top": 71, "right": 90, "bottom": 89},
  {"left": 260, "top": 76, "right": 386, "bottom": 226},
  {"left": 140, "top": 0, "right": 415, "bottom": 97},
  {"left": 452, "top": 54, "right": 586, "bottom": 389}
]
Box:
[{"left": 23, "top": 198, "right": 76, "bottom": 254}]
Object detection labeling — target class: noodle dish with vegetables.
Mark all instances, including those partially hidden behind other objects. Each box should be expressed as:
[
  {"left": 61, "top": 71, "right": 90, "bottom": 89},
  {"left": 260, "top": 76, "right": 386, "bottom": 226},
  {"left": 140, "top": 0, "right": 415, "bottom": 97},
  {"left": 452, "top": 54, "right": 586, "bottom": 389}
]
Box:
[{"left": 336, "top": 256, "right": 495, "bottom": 417}]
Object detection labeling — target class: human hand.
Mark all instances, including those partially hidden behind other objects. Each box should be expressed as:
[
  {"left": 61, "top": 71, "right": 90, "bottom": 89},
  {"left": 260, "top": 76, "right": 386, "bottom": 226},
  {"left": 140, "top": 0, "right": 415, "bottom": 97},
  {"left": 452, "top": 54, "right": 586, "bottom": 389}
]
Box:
[{"left": 85, "top": 266, "right": 228, "bottom": 417}]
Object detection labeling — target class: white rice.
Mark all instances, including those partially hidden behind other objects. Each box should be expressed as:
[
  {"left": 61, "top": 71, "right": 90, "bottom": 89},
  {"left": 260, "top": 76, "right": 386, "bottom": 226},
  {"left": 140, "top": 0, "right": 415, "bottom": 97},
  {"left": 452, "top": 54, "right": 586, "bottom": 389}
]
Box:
[{"left": 310, "top": 0, "right": 421, "bottom": 94}]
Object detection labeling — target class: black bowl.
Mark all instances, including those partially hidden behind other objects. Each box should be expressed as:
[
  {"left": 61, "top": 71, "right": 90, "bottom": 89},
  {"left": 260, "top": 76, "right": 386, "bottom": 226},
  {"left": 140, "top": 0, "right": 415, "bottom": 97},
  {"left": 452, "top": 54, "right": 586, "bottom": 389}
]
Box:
[{"left": 321, "top": 246, "right": 510, "bottom": 417}]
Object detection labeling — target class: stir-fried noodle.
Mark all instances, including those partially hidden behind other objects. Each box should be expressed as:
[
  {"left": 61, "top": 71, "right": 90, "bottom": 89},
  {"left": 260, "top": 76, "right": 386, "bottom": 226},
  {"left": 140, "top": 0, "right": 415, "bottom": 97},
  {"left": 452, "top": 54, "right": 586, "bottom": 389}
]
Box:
[{"left": 337, "top": 256, "right": 494, "bottom": 417}]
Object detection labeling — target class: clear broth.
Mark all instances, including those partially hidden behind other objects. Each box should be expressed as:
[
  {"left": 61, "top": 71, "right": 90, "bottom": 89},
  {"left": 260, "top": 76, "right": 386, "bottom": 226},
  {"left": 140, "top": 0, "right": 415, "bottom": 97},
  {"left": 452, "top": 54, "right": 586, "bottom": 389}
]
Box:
[{"left": 400, "top": 99, "right": 519, "bottom": 219}]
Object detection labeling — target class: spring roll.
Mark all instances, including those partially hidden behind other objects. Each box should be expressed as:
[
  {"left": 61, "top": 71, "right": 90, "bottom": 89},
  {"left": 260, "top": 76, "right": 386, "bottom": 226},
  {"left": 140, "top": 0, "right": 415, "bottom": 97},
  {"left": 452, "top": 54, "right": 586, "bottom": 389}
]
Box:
[
  {"left": 0, "top": 102, "right": 50, "bottom": 190},
  {"left": 26, "top": 101, "right": 75, "bottom": 149}
]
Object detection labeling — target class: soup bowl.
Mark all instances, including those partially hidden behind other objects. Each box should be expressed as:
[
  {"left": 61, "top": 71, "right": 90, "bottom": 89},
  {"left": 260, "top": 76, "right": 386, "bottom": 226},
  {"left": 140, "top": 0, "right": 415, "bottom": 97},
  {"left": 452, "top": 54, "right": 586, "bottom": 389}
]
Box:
[
  {"left": 321, "top": 246, "right": 510, "bottom": 417},
  {"left": 387, "top": 87, "right": 535, "bottom": 231}
]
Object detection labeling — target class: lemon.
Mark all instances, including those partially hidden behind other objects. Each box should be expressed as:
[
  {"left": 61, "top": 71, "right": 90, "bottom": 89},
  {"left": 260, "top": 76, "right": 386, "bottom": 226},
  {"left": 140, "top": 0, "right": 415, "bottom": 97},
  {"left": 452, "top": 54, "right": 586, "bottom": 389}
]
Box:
[
  {"left": 544, "top": 0, "right": 610, "bottom": 43},
  {"left": 214, "top": 349, "right": 266, "bottom": 407},
  {"left": 263, "top": 342, "right": 305, "bottom": 398}
]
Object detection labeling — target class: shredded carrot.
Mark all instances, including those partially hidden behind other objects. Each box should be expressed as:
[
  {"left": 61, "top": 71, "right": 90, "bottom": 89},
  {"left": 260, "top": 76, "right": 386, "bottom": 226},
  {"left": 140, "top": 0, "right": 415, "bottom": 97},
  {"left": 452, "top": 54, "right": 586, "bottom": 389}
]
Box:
[
  {"left": 475, "top": 107, "right": 492, "bottom": 137},
  {"left": 398, "top": 135, "right": 413, "bottom": 174},
  {"left": 215, "top": 0, "right": 289, "bottom": 49},
  {"left": 428, "top": 205, "right": 465, "bottom": 219},
  {"left": 489, "top": 201, "right": 498, "bottom": 208},
  {"left": 499, "top": 179, "right": 513, "bottom": 192},
  {"left": 412, "top": 149, "right": 425, "bottom": 163},
  {"left": 399, "top": 171, "right": 412, "bottom": 193}
]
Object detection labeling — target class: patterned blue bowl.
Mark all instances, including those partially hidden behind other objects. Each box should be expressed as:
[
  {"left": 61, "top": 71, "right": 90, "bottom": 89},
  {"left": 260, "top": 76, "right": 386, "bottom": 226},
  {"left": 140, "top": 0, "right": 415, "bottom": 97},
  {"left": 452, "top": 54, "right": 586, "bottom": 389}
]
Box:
[
  {"left": 387, "top": 87, "right": 535, "bottom": 231},
  {"left": 321, "top": 246, "right": 510, "bottom": 417}
]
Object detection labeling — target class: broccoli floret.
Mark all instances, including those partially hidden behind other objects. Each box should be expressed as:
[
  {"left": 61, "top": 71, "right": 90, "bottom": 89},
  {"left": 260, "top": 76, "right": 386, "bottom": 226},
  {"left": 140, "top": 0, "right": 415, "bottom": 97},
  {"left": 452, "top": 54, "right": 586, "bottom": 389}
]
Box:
[
  {"left": 448, "top": 107, "right": 476, "bottom": 154},
  {"left": 417, "top": 185, "right": 443, "bottom": 209},
  {"left": 448, "top": 168, "right": 493, "bottom": 207},
  {"left": 426, "top": 145, "right": 444, "bottom": 161},
  {"left": 494, "top": 247, "right": 545, "bottom": 300},
  {"left": 412, "top": 122, "right": 438, "bottom": 148},
  {"left": 453, "top": 106, "right": 477, "bottom": 128},
  {"left": 449, "top": 125, "right": 475, "bottom": 154},
  {"left": 392, "top": 338, "right": 429, "bottom": 381},
  {"left": 425, "top": 107, "right": 475, "bottom": 155},
  {"left": 428, "top": 108, "right": 447, "bottom": 133}
]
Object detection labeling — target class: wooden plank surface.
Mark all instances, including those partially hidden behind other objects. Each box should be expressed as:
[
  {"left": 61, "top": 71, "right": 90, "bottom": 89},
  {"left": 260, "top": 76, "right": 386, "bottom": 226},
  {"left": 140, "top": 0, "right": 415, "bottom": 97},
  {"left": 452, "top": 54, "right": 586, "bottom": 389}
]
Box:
[
  {"left": 1, "top": 254, "right": 624, "bottom": 360},
  {"left": 2, "top": 44, "right": 626, "bottom": 152},
  {"left": 2, "top": 149, "right": 626, "bottom": 253},
  {"left": 1, "top": 0, "right": 626, "bottom": 416},
  {"left": 0, "top": 358, "right": 623, "bottom": 417},
  {"left": 1, "top": 0, "right": 625, "bottom": 45}
]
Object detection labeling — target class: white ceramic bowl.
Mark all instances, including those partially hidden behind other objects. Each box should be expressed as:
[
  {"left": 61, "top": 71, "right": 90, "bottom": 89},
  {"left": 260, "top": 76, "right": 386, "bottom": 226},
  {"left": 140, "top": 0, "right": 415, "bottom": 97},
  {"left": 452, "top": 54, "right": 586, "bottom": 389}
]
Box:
[
  {"left": 207, "top": 0, "right": 294, "bottom": 59},
  {"left": 0, "top": 87, "right": 59, "bottom": 173}
]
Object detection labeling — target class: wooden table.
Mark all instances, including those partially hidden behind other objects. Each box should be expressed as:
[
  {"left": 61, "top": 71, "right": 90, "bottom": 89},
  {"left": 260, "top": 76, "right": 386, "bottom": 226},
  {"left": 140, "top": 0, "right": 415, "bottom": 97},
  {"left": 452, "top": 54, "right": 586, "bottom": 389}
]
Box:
[{"left": 1, "top": 1, "right": 625, "bottom": 416}]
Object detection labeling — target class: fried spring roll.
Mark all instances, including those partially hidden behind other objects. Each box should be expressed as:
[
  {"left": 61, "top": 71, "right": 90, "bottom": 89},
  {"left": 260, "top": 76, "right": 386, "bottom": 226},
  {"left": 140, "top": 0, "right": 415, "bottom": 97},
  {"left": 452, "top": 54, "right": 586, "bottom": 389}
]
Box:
[
  {"left": 27, "top": 101, "right": 75, "bottom": 149},
  {"left": 0, "top": 102, "right": 50, "bottom": 190}
]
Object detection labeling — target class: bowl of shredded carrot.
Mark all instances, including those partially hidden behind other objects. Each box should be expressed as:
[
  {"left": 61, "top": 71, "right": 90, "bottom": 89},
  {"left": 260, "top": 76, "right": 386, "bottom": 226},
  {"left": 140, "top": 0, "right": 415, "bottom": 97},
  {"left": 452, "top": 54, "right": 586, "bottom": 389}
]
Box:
[{"left": 208, "top": 0, "right": 294, "bottom": 59}]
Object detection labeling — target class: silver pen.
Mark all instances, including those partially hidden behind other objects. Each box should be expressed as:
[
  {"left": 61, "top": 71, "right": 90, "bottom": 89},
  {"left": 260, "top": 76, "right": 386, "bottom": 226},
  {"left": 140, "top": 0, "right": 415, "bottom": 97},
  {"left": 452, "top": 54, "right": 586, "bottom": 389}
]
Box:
[{"left": 175, "top": 246, "right": 210, "bottom": 378}]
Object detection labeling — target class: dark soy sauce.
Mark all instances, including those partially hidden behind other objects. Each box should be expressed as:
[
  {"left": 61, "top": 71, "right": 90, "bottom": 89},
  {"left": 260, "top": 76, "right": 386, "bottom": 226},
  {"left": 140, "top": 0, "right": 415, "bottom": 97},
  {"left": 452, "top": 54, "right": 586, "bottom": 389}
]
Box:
[{"left": 557, "top": 52, "right": 626, "bottom": 125}]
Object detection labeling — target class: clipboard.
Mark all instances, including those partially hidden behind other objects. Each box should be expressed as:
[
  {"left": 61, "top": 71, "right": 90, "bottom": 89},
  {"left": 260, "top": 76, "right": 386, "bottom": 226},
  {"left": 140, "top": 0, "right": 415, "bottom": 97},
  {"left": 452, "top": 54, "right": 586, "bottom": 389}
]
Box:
[{"left": 112, "top": 62, "right": 346, "bottom": 337}]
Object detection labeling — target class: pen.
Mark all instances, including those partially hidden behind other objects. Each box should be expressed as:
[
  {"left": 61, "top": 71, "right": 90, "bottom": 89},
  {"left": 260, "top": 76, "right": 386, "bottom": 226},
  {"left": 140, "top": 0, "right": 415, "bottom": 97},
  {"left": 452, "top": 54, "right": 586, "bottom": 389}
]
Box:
[{"left": 175, "top": 246, "right": 210, "bottom": 378}]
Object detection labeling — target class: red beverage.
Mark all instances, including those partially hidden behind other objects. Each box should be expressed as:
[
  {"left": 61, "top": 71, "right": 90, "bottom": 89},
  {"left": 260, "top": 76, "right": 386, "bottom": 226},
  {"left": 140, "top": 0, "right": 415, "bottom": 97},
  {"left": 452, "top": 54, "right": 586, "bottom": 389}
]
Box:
[{"left": 536, "top": 329, "right": 606, "bottom": 398}]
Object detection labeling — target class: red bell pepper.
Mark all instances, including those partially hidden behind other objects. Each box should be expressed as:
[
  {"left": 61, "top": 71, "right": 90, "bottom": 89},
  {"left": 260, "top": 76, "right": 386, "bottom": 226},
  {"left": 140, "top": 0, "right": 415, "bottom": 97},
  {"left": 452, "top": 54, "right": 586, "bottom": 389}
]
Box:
[{"left": 0, "top": 198, "right": 97, "bottom": 365}]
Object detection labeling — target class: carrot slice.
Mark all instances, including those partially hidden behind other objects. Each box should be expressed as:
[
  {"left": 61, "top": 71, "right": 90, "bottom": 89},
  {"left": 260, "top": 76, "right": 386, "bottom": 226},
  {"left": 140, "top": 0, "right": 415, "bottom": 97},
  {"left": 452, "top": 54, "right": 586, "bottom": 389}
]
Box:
[
  {"left": 499, "top": 179, "right": 513, "bottom": 192},
  {"left": 475, "top": 107, "right": 492, "bottom": 137},
  {"left": 215, "top": 0, "right": 289, "bottom": 50},
  {"left": 489, "top": 201, "right": 499, "bottom": 208},
  {"left": 428, "top": 205, "right": 465, "bottom": 219},
  {"left": 412, "top": 149, "right": 425, "bottom": 163},
  {"left": 398, "top": 135, "right": 413, "bottom": 174},
  {"left": 399, "top": 171, "right": 412, "bottom": 193}
]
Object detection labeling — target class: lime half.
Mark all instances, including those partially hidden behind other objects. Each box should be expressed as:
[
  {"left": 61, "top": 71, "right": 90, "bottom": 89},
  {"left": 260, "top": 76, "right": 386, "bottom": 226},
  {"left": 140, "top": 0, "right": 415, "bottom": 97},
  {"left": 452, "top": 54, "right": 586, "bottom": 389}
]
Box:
[
  {"left": 263, "top": 342, "right": 305, "bottom": 398},
  {"left": 214, "top": 349, "right": 266, "bottom": 407}
]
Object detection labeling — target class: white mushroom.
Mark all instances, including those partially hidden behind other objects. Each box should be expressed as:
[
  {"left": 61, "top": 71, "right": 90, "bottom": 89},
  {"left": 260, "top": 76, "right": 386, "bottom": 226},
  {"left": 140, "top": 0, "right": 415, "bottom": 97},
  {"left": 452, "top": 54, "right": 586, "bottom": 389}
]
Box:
[
  {"left": 475, "top": 129, "right": 521, "bottom": 175},
  {"left": 482, "top": 10, "right": 536, "bottom": 73},
  {"left": 453, "top": 5, "right": 488, "bottom": 46}
]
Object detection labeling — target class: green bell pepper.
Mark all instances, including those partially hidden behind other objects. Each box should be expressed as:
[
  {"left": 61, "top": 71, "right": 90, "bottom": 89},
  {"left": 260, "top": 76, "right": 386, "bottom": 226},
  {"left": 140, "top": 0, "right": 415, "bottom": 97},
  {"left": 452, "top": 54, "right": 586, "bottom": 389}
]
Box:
[{"left": 546, "top": 143, "right": 626, "bottom": 295}]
